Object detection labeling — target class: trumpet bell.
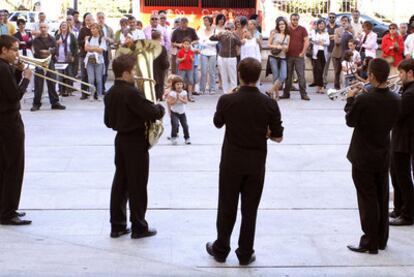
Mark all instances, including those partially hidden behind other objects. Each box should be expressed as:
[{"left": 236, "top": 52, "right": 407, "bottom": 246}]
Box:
[
  {"left": 19, "top": 55, "right": 51, "bottom": 69},
  {"left": 327, "top": 88, "right": 339, "bottom": 100}
]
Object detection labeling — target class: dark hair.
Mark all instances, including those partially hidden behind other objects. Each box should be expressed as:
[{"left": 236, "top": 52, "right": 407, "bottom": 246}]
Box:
[
  {"left": 73, "top": 10, "right": 79, "bottom": 16},
  {"left": 368, "top": 58, "right": 390, "bottom": 84},
  {"left": 249, "top": 14, "right": 258, "bottom": 20},
  {"left": 182, "top": 37, "right": 191, "bottom": 43},
  {"left": 352, "top": 9, "right": 360, "bottom": 14},
  {"left": 275, "top": 17, "right": 289, "bottom": 35},
  {"left": 290, "top": 13, "right": 300, "bottom": 19},
  {"left": 112, "top": 54, "right": 137, "bottom": 78},
  {"left": 389, "top": 23, "right": 398, "bottom": 30},
  {"left": 409, "top": 15, "right": 414, "bottom": 25},
  {"left": 316, "top": 19, "right": 326, "bottom": 33},
  {"left": 362, "top": 56, "right": 373, "bottom": 71},
  {"left": 17, "top": 18, "right": 26, "bottom": 25},
  {"left": 203, "top": 16, "right": 213, "bottom": 25},
  {"left": 340, "top": 15, "right": 349, "bottom": 22},
  {"left": 398, "top": 58, "right": 414, "bottom": 73},
  {"left": 363, "top": 21, "right": 373, "bottom": 30},
  {"left": 0, "top": 35, "right": 19, "bottom": 55},
  {"left": 215, "top": 14, "right": 226, "bottom": 25},
  {"left": 348, "top": 39, "right": 356, "bottom": 45},
  {"left": 127, "top": 15, "right": 136, "bottom": 21},
  {"left": 238, "top": 57, "right": 262, "bottom": 84},
  {"left": 151, "top": 30, "right": 161, "bottom": 40},
  {"left": 171, "top": 76, "right": 184, "bottom": 90},
  {"left": 239, "top": 16, "right": 248, "bottom": 27},
  {"left": 343, "top": 50, "right": 354, "bottom": 61}
]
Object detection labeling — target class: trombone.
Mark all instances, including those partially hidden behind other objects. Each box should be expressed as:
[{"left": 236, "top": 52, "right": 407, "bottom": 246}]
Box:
[{"left": 16, "top": 55, "right": 95, "bottom": 95}]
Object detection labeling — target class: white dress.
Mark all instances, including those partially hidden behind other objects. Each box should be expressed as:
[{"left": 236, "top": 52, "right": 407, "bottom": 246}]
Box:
[{"left": 240, "top": 38, "right": 261, "bottom": 62}]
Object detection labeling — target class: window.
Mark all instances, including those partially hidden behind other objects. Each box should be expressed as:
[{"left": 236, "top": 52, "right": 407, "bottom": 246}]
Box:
[
  {"left": 201, "top": 0, "right": 255, "bottom": 8},
  {"left": 144, "top": 0, "right": 198, "bottom": 7}
]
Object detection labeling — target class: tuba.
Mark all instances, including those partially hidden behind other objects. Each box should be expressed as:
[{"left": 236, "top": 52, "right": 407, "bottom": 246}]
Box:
[{"left": 116, "top": 40, "right": 164, "bottom": 149}]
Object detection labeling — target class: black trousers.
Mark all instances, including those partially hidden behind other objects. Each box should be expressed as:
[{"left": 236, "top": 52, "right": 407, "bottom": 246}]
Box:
[
  {"left": 352, "top": 166, "right": 389, "bottom": 251},
  {"left": 0, "top": 117, "right": 25, "bottom": 221},
  {"left": 102, "top": 50, "right": 110, "bottom": 93},
  {"left": 110, "top": 133, "right": 149, "bottom": 233},
  {"left": 332, "top": 57, "right": 342, "bottom": 89},
  {"left": 390, "top": 152, "right": 414, "bottom": 219},
  {"left": 213, "top": 166, "right": 265, "bottom": 262},
  {"left": 171, "top": 112, "right": 190, "bottom": 139},
  {"left": 313, "top": 50, "right": 326, "bottom": 87},
  {"left": 80, "top": 57, "right": 89, "bottom": 98}
]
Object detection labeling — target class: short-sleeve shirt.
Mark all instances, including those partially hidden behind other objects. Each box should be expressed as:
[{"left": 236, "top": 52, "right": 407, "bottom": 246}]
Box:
[
  {"left": 177, "top": 48, "right": 194, "bottom": 71},
  {"left": 287, "top": 25, "right": 308, "bottom": 57},
  {"left": 271, "top": 33, "right": 290, "bottom": 59},
  {"left": 171, "top": 27, "right": 199, "bottom": 44},
  {"left": 169, "top": 90, "right": 188, "bottom": 114},
  {"left": 84, "top": 36, "right": 107, "bottom": 66}
]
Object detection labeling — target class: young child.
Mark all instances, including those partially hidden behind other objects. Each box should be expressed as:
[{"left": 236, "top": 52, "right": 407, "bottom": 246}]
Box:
[
  {"left": 176, "top": 37, "right": 195, "bottom": 102},
  {"left": 342, "top": 50, "right": 358, "bottom": 87},
  {"left": 167, "top": 76, "right": 191, "bottom": 145},
  {"left": 356, "top": 56, "right": 373, "bottom": 83},
  {"left": 348, "top": 39, "right": 361, "bottom": 66}
]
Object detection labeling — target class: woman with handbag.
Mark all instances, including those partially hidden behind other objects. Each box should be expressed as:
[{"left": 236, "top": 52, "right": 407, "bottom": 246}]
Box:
[
  {"left": 55, "top": 21, "right": 78, "bottom": 96},
  {"left": 267, "top": 17, "right": 290, "bottom": 99},
  {"left": 381, "top": 23, "right": 404, "bottom": 75},
  {"left": 310, "top": 20, "right": 330, "bottom": 94},
  {"left": 84, "top": 23, "right": 106, "bottom": 101}
]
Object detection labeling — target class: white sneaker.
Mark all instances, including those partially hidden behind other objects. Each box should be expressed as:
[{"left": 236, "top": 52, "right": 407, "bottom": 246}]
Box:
[
  {"left": 185, "top": 139, "right": 191, "bottom": 145},
  {"left": 171, "top": 137, "right": 178, "bottom": 145},
  {"left": 96, "top": 96, "right": 102, "bottom": 101},
  {"left": 89, "top": 96, "right": 94, "bottom": 102}
]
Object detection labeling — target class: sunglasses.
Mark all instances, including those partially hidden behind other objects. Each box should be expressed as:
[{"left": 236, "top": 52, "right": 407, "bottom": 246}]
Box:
[
  {"left": 151, "top": 18, "right": 158, "bottom": 20},
  {"left": 329, "top": 16, "right": 335, "bottom": 19}
]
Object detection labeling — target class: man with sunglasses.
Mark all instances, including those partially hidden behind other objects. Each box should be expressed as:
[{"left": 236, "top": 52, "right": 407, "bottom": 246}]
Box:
[
  {"left": 0, "top": 35, "right": 33, "bottom": 225},
  {"left": 324, "top": 12, "right": 339, "bottom": 86},
  {"left": 143, "top": 14, "right": 171, "bottom": 51}
]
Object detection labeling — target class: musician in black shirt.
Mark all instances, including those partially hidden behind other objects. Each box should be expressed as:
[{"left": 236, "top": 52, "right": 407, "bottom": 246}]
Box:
[
  {"left": 104, "top": 54, "right": 165, "bottom": 239},
  {"left": 206, "top": 58, "right": 284, "bottom": 265},
  {"left": 345, "top": 58, "right": 400, "bottom": 254},
  {"left": 0, "top": 35, "right": 32, "bottom": 225}
]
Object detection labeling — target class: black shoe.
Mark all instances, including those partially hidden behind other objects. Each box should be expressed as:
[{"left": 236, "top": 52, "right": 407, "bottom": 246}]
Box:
[
  {"left": 30, "top": 105, "right": 40, "bottom": 112},
  {"left": 51, "top": 103, "right": 66, "bottom": 110},
  {"left": 279, "top": 94, "right": 290, "bottom": 99},
  {"left": 80, "top": 95, "right": 88, "bottom": 100},
  {"left": 193, "top": 92, "right": 200, "bottom": 96},
  {"left": 15, "top": 211, "right": 26, "bottom": 217},
  {"left": 301, "top": 94, "right": 310, "bottom": 101},
  {"left": 206, "top": 242, "right": 226, "bottom": 263},
  {"left": 239, "top": 254, "right": 256, "bottom": 266},
  {"left": 389, "top": 210, "right": 401, "bottom": 219},
  {"left": 0, "top": 216, "right": 32, "bottom": 225},
  {"left": 390, "top": 216, "right": 414, "bottom": 226},
  {"left": 110, "top": 228, "right": 131, "bottom": 238},
  {"left": 308, "top": 83, "right": 316, "bottom": 87},
  {"left": 94, "top": 94, "right": 98, "bottom": 100},
  {"left": 131, "top": 228, "right": 157, "bottom": 239},
  {"left": 347, "top": 245, "right": 378, "bottom": 254}
]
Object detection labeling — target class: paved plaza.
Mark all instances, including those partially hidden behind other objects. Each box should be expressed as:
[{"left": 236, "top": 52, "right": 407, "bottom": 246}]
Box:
[{"left": 1, "top": 84, "right": 414, "bottom": 277}]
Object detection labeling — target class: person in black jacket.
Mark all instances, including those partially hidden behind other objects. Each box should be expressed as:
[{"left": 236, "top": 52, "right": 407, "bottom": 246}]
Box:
[
  {"left": 345, "top": 58, "right": 401, "bottom": 254},
  {"left": 78, "top": 13, "right": 93, "bottom": 100},
  {"left": 152, "top": 30, "right": 170, "bottom": 101},
  {"left": 0, "top": 35, "right": 32, "bottom": 225},
  {"left": 206, "top": 57, "right": 284, "bottom": 266},
  {"left": 389, "top": 59, "right": 414, "bottom": 226},
  {"left": 104, "top": 54, "right": 165, "bottom": 239}
]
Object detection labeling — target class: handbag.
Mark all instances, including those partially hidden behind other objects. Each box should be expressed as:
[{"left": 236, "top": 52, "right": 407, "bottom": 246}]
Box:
[
  {"left": 65, "top": 52, "right": 75, "bottom": 63},
  {"left": 270, "top": 34, "right": 287, "bottom": 56},
  {"left": 87, "top": 55, "right": 97, "bottom": 64}
]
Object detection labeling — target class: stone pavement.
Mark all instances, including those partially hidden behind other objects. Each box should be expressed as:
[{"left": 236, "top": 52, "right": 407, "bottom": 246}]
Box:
[{"left": 1, "top": 84, "right": 414, "bottom": 277}]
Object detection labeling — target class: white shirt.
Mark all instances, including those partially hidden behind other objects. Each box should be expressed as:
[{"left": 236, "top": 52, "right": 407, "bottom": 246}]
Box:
[
  {"left": 404, "top": 33, "right": 414, "bottom": 57},
  {"left": 240, "top": 37, "right": 261, "bottom": 62},
  {"left": 360, "top": 31, "right": 378, "bottom": 58},
  {"left": 342, "top": 60, "right": 357, "bottom": 75},
  {"left": 352, "top": 50, "right": 361, "bottom": 64},
  {"left": 351, "top": 20, "right": 363, "bottom": 39},
  {"left": 169, "top": 90, "right": 188, "bottom": 114},
  {"left": 310, "top": 30, "right": 330, "bottom": 59},
  {"left": 56, "top": 33, "right": 72, "bottom": 63},
  {"left": 84, "top": 36, "right": 107, "bottom": 66},
  {"left": 120, "top": 29, "right": 146, "bottom": 44},
  {"left": 198, "top": 28, "right": 218, "bottom": 56}
]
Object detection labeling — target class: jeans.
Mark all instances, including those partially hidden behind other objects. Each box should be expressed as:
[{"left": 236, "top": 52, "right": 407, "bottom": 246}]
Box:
[
  {"left": 33, "top": 62, "right": 59, "bottom": 106},
  {"left": 80, "top": 56, "right": 89, "bottom": 95},
  {"left": 86, "top": 63, "right": 104, "bottom": 96},
  {"left": 171, "top": 112, "right": 190, "bottom": 139},
  {"left": 200, "top": 55, "right": 217, "bottom": 93},
  {"left": 269, "top": 57, "right": 287, "bottom": 83},
  {"left": 178, "top": 69, "right": 194, "bottom": 85},
  {"left": 193, "top": 65, "right": 198, "bottom": 87},
  {"left": 283, "top": 56, "right": 307, "bottom": 96}
]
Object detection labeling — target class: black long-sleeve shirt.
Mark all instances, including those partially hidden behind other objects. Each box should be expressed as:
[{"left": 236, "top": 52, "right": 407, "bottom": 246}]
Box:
[
  {"left": 104, "top": 80, "right": 165, "bottom": 144},
  {"left": 0, "top": 58, "right": 30, "bottom": 121},
  {"left": 78, "top": 27, "right": 92, "bottom": 57}
]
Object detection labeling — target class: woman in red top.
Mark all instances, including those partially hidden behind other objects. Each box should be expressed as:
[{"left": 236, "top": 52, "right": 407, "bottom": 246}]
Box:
[{"left": 381, "top": 23, "right": 404, "bottom": 74}]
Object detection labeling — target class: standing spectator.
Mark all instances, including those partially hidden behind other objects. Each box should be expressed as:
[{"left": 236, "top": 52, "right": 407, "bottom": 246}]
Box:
[
  {"left": 122, "top": 16, "right": 145, "bottom": 43},
  {"left": 332, "top": 16, "right": 353, "bottom": 90},
  {"left": 192, "top": 42, "right": 201, "bottom": 95},
  {"left": 400, "top": 23, "right": 409, "bottom": 41},
  {"left": 169, "top": 18, "right": 181, "bottom": 74},
  {"left": 0, "top": 11, "right": 8, "bottom": 35},
  {"left": 359, "top": 21, "right": 378, "bottom": 61},
  {"left": 171, "top": 17, "right": 199, "bottom": 74},
  {"left": 167, "top": 76, "right": 191, "bottom": 145},
  {"left": 215, "top": 14, "right": 226, "bottom": 34},
  {"left": 405, "top": 32, "right": 414, "bottom": 59},
  {"left": 31, "top": 12, "right": 47, "bottom": 38},
  {"left": 198, "top": 16, "right": 218, "bottom": 95},
  {"left": 382, "top": 23, "right": 404, "bottom": 75},
  {"left": 281, "top": 13, "right": 310, "bottom": 100},
  {"left": 268, "top": 17, "right": 290, "bottom": 99},
  {"left": 408, "top": 15, "right": 414, "bottom": 34},
  {"left": 55, "top": 21, "right": 78, "bottom": 97},
  {"left": 97, "top": 12, "right": 114, "bottom": 94},
  {"left": 144, "top": 14, "right": 171, "bottom": 51},
  {"left": 2, "top": 10, "right": 16, "bottom": 36},
  {"left": 152, "top": 30, "right": 170, "bottom": 100},
  {"left": 210, "top": 22, "right": 241, "bottom": 94},
  {"left": 310, "top": 19, "right": 330, "bottom": 94},
  {"left": 66, "top": 15, "right": 77, "bottom": 36},
  {"left": 234, "top": 16, "right": 248, "bottom": 84},
  {"left": 114, "top": 18, "right": 128, "bottom": 49},
  {"left": 240, "top": 23, "right": 261, "bottom": 62},
  {"left": 323, "top": 12, "right": 339, "bottom": 86},
  {"left": 72, "top": 11, "right": 82, "bottom": 35},
  {"left": 351, "top": 9, "right": 363, "bottom": 41},
  {"left": 31, "top": 23, "right": 66, "bottom": 111},
  {"left": 13, "top": 18, "right": 33, "bottom": 57},
  {"left": 176, "top": 38, "right": 195, "bottom": 101},
  {"left": 78, "top": 13, "right": 93, "bottom": 100},
  {"left": 84, "top": 23, "right": 106, "bottom": 101}
]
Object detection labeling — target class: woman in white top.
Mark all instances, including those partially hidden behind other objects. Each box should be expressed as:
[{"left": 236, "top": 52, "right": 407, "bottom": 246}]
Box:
[
  {"left": 198, "top": 16, "right": 218, "bottom": 94},
  {"left": 240, "top": 20, "right": 261, "bottom": 62},
  {"left": 359, "top": 21, "right": 378, "bottom": 60},
  {"left": 310, "top": 19, "right": 330, "bottom": 93},
  {"left": 84, "top": 23, "right": 106, "bottom": 101}
]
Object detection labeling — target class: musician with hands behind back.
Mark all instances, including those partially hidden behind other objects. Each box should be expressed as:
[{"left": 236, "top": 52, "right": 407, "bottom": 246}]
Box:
[
  {"left": 206, "top": 58, "right": 283, "bottom": 266},
  {"left": 345, "top": 58, "right": 401, "bottom": 255},
  {"left": 0, "top": 35, "right": 32, "bottom": 225},
  {"left": 104, "top": 54, "right": 165, "bottom": 240}
]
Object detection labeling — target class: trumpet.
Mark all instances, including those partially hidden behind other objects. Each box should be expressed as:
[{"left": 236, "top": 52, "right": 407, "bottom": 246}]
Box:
[{"left": 16, "top": 55, "right": 95, "bottom": 95}]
